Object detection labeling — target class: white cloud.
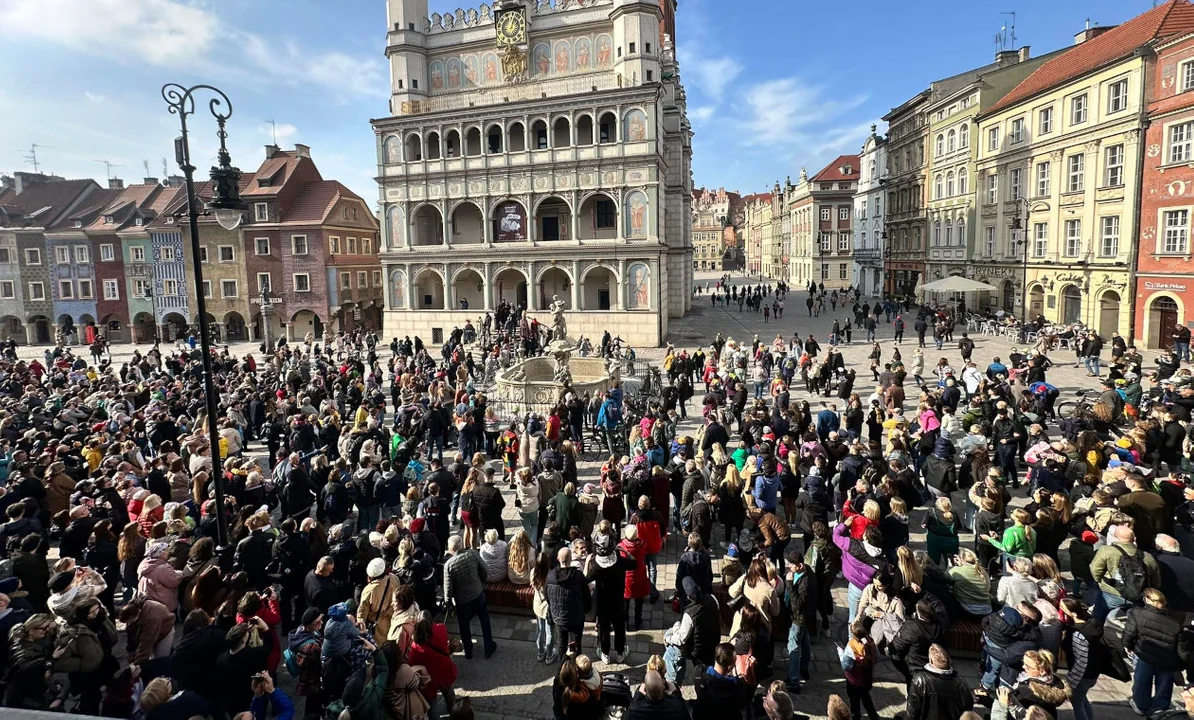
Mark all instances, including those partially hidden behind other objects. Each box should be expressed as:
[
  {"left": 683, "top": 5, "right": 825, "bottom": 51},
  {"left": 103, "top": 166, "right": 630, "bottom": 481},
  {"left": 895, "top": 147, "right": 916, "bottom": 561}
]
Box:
[
  {"left": 84, "top": 92, "right": 106, "bottom": 104},
  {"left": 241, "top": 34, "right": 387, "bottom": 101},
  {"left": 0, "top": 0, "right": 218, "bottom": 67},
  {"left": 678, "top": 49, "right": 743, "bottom": 102},
  {"left": 260, "top": 122, "right": 299, "bottom": 143},
  {"left": 690, "top": 106, "right": 716, "bottom": 124},
  {"left": 739, "top": 78, "right": 867, "bottom": 148}
]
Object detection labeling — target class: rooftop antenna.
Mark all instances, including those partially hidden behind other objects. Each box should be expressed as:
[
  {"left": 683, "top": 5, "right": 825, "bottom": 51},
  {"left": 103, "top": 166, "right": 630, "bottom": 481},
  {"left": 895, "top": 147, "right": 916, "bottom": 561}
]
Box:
[
  {"left": 161, "top": 158, "right": 168, "bottom": 178},
  {"left": 1000, "top": 11, "right": 1017, "bottom": 50},
  {"left": 266, "top": 119, "right": 278, "bottom": 144},
  {"left": 23, "top": 144, "right": 52, "bottom": 173},
  {"left": 143, "top": 160, "right": 151, "bottom": 178},
  {"left": 93, "top": 160, "right": 124, "bottom": 180}
]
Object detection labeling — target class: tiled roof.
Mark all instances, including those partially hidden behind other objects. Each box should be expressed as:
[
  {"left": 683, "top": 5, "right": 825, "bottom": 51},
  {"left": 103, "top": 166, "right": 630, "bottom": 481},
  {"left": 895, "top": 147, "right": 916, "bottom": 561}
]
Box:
[
  {"left": 84, "top": 183, "right": 165, "bottom": 232},
  {"left": 740, "top": 192, "right": 773, "bottom": 204},
  {"left": 812, "top": 155, "right": 862, "bottom": 183},
  {"left": 48, "top": 187, "right": 122, "bottom": 231},
  {"left": 282, "top": 181, "right": 377, "bottom": 227},
  {"left": 984, "top": 0, "right": 1194, "bottom": 117},
  {"left": 0, "top": 179, "right": 99, "bottom": 229},
  {"left": 243, "top": 150, "right": 320, "bottom": 196}
]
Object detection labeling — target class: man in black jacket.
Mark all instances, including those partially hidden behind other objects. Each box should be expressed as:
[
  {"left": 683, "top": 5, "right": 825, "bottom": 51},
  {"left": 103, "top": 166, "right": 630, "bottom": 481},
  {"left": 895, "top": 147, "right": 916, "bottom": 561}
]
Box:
[
  {"left": 546, "top": 547, "right": 590, "bottom": 658},
  {"left": 699, "top": 416, "right": 729, "bottom": 461},
  {"left": 627, "top": 670, "right": 690, "bottom": 720},
  {"left": 785, "top": 552, "right": 818, "bottom": 694},
  {"left": 470, "top": 474, "right": 506, "bottom": 541},
  {"left": 172, "top": 610, "right": 231, "bottom": 718},
  {"left": 905, "top": 644, "right": 973, "bottom": 720}
]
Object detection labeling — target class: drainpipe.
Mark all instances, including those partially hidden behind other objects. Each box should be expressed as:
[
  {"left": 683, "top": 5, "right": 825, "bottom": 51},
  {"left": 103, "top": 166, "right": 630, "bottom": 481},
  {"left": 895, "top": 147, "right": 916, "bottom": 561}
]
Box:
[{"left": 1127, "top": 49, "right": 1153, "bottom": 344}]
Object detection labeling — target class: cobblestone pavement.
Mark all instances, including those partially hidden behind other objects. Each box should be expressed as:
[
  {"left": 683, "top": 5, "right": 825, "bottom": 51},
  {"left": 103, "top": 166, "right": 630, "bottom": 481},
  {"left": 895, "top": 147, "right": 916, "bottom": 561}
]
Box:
[{"left": 27, "top": 273, "right": 1143, "bottom": 719}]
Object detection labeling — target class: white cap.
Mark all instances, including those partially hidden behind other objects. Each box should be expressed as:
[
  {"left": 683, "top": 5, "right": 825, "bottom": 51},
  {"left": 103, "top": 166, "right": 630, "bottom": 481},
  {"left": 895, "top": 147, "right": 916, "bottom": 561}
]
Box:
[{"left": 367, "top": 557, "right": 386, "bottom": 579}]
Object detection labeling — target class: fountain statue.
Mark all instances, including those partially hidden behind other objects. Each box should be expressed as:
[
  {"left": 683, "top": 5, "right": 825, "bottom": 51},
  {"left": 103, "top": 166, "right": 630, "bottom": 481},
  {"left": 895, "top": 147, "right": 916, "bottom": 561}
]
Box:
[{"left": 549, "top": 295, "right": 568, "bottom": 342}]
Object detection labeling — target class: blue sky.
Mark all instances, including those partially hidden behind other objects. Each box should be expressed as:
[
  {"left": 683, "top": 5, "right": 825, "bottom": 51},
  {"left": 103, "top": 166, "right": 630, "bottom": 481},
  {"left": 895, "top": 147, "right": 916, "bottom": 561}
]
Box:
[{"left": 0, "top": 0, "right": 1170, "bottom": 206}]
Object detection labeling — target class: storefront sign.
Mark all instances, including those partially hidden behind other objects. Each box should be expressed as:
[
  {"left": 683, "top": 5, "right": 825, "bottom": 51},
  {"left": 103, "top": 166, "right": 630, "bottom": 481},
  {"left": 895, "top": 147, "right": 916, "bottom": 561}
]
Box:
[
  {"left": 975, "top": 266, "right": 1021, "bottom": 279},
  {"left": 1145, "top": 281, "right": 1188, "bottom": 292}
]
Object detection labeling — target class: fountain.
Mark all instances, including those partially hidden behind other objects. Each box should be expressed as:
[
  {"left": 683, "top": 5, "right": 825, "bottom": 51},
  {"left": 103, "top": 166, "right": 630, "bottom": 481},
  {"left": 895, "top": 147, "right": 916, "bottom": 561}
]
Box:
[{"left": 491, "top": 336, "right": 617, "bottom": 420}]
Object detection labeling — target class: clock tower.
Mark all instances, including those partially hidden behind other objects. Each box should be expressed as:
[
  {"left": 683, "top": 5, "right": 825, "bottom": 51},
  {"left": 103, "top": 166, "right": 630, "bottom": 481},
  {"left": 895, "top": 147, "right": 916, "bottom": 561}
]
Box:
[{"left": 385, "top": 0, "right": 429, "bottom": 114}]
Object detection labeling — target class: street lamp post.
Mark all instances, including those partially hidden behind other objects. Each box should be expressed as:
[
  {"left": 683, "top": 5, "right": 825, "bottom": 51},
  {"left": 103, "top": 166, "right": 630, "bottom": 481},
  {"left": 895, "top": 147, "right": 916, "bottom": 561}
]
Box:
[
  {"left": 1009, "top": 197, "right": 1032, "bottom": 342},
  {"left": 162, "top": 83, "right": 247, "bottom": 555},
  {"left": 881, "top": 227, "right": 889, "bottom": 298},
  {"left": 260, "top": 280, "right": 273, "bottom": 360}
]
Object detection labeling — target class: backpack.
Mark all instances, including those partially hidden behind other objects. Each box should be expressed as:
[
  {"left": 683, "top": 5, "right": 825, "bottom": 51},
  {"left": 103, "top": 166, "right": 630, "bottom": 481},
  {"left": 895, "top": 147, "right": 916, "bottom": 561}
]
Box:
[
  {"left": 322, "top": 483, "right": 343, "bottom": 517},
  {"left": 403, "top": 463, "right": 420, "bottom": 488},
  {"left": 282, "top": 646, "right": 301, "bottom": 677},
  {"left": 1114, "top": 546, "right": 1151, "bottom": 603}
]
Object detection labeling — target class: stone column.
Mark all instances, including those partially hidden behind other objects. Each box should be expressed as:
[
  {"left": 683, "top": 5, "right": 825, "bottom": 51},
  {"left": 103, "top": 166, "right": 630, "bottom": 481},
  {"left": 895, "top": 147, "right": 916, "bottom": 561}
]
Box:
[
  {"left": 570, "top": 260, "right": 581, "bottom": 310},
  {"left": 527, "top": 262, "right": 537, "bottom": 311},
  {"left": 483, "top": 263, "right": 493, "bottom": 311},
  {"left": 442, "top": 200, "right": 452, "bottom": 249},
  {"left": 615, "top": 188, "right": 625, "bottom": 242},
  {"left": 483, "top": 200, "right": 494, "bottom": 247},
  {"left": 571, "top": 190, "right": 582, "bottom": 245},
  {"left": 24, "top": 325, "right": 35, "bottom": 345},
  {"left": 444, "top": 265, "right": 454, "bottom": 311},
  {"left": 617, "top": 259, "right": 627, "bottom": 310}
]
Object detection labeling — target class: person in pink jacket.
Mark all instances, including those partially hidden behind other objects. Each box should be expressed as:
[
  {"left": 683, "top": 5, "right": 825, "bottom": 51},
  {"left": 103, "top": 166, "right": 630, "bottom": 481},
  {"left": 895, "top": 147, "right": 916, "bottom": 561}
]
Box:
[{"left": 136, "top": 542, "right": 184, "bottom": 613}]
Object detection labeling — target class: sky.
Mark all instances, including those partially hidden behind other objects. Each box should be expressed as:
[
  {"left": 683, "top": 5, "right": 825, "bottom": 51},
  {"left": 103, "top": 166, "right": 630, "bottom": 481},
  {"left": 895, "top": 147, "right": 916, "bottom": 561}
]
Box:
[{"left": 0, "top": 0, "right": 1174, "bottom": 208}]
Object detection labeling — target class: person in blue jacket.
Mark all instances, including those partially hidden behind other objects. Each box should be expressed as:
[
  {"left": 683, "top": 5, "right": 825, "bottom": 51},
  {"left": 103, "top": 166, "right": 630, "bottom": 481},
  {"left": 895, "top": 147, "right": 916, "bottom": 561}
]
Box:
[
  {"left": 752, "top": 457, "right": 781, "bottom": 513},
  {"left": 245, "top": 672, "right": 295, "bottom": 720}
]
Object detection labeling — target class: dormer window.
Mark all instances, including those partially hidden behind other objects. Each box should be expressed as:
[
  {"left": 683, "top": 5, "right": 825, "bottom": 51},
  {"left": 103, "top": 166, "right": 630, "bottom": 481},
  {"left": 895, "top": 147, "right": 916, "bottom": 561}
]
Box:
[
  {"left": 135, "top": 217, "right": 143, "bottom": 226},
  {"left": 254, "top": 203, "right": 269, "bottom": 222},
  {"left": 104, "top": 215, "right": 113, "bottom": 224},
  {"left": 165, "top": 216, "right": 175, "bottom": 225},
  {"left": 72, "top": 220, "right": 83, "bottom": 228},
  {"left": 841, "top": 165, "right": 853, "bottom": 175}
]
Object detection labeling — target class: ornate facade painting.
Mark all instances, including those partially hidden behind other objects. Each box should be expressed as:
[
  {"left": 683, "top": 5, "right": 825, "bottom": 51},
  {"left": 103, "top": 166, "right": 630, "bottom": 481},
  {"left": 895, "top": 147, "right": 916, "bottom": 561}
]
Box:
[
  {"left": 554, "top": 40, "right": 571, "bottom": 74},
  {"left": 627, "top": 263, "right": 649, "bottom": 309},
  {"left": 390, "top": 269, "right": 407, "bottom": 309},
  {"left": 624, "top": 109, "right": 647, "bottom": 142},
  {"left": 446, "top": 58, "right": 462, "bottom": 88},
  {"left": 624, "top": 190, "right": 648, "bottom": 238},
  {"left": 383, "top": 136, "right": 401, "bottom": 164},
  {"left": 429, "top": 61, "right": 445, "bottom": 90},
  {"left": 386, "top": 205, "right": 403, "bottom": 248},
  {"left": 574, "top": 37, "right": 592, "bottom": 69},
  {"left": 533, "top": 43, "right": 551, "bottom": 76},
  {"left": 464, "top": 55, "right": 479, "bottom": 86},
  {"left": 596, "top": 35, "right": 612, "bottom": 66},
  {"left": 483, "top": 52, "right": 499, "bottom": 83}
]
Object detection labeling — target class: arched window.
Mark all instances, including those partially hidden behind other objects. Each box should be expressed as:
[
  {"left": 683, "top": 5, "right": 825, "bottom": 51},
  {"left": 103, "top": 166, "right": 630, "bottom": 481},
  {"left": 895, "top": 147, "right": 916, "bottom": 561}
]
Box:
[
  {"left": 936, "top": 134, "right": 945, "bottom": 156},
  {"left": 944, "top": 219, "right": 953, "bottom": 246},
  {"left": 959, "top": 124, "right": 969, "bottom": 148},
  {"left": 958, "top": 169, "right": 968, "bottom": 195},
  {"left": 956, "top": 219, "right": 966, "bottom": 246},
  {"left": 946, "top": 171, "right": 955, "bottom": 197},
  {"left": 947, "top": 129, "right": 956, "bottom": 153},
  {"left": 934, "top": 174, "right": 943, "bottom": 199},
  {"left": 933, "top": 221, "right": 941, "bottom": 246}
]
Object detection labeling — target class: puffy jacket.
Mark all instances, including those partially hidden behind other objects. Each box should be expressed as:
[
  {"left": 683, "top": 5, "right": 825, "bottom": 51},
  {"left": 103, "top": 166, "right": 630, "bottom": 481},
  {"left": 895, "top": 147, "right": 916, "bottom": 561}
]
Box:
[
  {"left": 905, "top": 666, "right": 973, "bottom": 720},
  {"left": 55, "top": 619, "right": 115, "bottom": 673},
  {"left": 407, "top": 621, "right": 458, "bottom": 702},
  {"left": 137, "top": 554, "right": 184, "bottom": 612},
  {"left": 1006, "top": 675, "right": 1071, "bottom": 719},
  {"left": 127, "top": 598, "right": 175, "bottom": 664},
  {"left": 751, "top": 473, "right": 780, "bottom": 512},
  {"left": 676, "top": 549, "right": 713, "bottom": 600},
  {"left": 515, "top": 478, "right": 540, "bottom": 515},
  {"left": 889, "top": 612, "right": 945, "bottom": 670},
  {"left": 620, "top": 537, "right": 651, "bottom": 599},
  {"left": 1065, "top": 618, "right": 1111, "bottom": 682},
  {"left": 545, "top": 565, "right": 590, "bottom": 627},
  {"left": 834, "top": 522, "right": 882, "bottom": 589},
  {"left": 1124, "top": 604, "right": 1186, "bottom": 672}
]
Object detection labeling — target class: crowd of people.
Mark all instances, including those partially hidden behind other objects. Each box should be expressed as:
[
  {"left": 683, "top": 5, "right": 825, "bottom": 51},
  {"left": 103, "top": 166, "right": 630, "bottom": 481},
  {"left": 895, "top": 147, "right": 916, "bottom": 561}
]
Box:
[{"left": 1, "top": 289, "right": 1194, "bottom": 720}]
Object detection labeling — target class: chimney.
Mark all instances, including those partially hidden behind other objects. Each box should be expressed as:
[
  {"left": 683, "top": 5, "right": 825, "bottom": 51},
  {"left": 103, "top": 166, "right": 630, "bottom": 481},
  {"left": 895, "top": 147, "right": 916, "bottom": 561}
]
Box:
[
  {"left": 995, "top": 50, "right": 1020, "bottom": 66},
  {"left": 264, "top": 144, "right": 280, "bottom": 159},
  {"left": 108, "top": 178, "right": 124, "bottom": 191},
  {"left": 294, "top": 143, "right": 311, "bottom": 159},
  {"left": 166, "top": 175, "right": 185, "bottom": 187},
  {"left": 1074, "top": 25, "right": 1115, "bottom": 45},
  {"left": 0, "top": 176, "right": 12, "bottom": 192},
  {"left": 143, "top": 177, "right": 160, "bottom": 186},
  {"left": 1018, "top": 46, "right": 1031, "bottom": 62}
]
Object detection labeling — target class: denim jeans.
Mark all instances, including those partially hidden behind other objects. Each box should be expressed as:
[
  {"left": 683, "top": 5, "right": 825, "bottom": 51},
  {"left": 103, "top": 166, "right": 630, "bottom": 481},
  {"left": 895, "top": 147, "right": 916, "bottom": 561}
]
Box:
[
  {"left": 1133, "top": 656, "right": 1175, "bottom": 714},
  {"left": 1084, "top": 355, "right": 1101, "bottom": 376},
  {"left": 847, "top": 583, "right": 863, "bottom": 623},
  {"left": 1177, "top": 341, "right": 1191, "bottom": 363},
  {"left": 981, "top": 639, "right": 1003, "bottom": 691},
  {"left": 1093, "top": 590, "right": 1126, "bottom": 622},
  {"left": 429, "top": 433, "right": 445, "bottom": 461},
  {"left": 535, "top": 616, "right": 556, "bottom": 657},
  {"left": 521, "top": 510, "right": 540, "bottom": 546},
  {"left": 1071, "top": 676, "right": 1097, "bottom": 720},
  {"left": 787, "top": 624, "right": 811, "bottom": 686},
  {"left": 754, "top": 382, "right": 764, "bottom": 399},
  {"left": 664, "top": 645, "right": 686, "bottom": 684},
  {"left": 356, "top": 504, "right": 379, "bottom": 533},
  {"left": 455, "top": 592, "right": 495, "bottom": 658}
]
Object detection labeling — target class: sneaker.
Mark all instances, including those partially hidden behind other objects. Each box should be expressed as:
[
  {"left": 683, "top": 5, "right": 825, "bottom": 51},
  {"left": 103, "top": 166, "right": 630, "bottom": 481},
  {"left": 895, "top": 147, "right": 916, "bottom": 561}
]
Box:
[
  {"left": 600, "top": 652, "right": 611, "bottom": 664},
  {"left": 614, "top": 649, "right": 629, "bottom": 664},
  {"left": 1129, "top": 699, "right": 1145, "bottom": 716},
  {"left": 537, "top": 649, "right": 547, "bottom": 662},
  {"left": 544, "top": 651, "right": 558, "bottom": 664}
]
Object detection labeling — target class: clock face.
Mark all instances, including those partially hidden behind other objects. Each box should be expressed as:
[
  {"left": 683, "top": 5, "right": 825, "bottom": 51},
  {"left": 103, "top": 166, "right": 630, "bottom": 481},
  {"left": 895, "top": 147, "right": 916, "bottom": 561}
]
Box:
[{"left": 496, "top": 9, "right": 526, "bottom": 46}]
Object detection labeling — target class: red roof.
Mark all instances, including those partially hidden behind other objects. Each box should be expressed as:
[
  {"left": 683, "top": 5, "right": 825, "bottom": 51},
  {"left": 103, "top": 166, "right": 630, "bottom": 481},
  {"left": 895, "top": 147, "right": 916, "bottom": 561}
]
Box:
[
  {"left": 740, "top": 192, "right": 773, "bottom": 204},
  {"left": 984, "top": 0, "right": 1194, "bottom": 117},
  {"left": 811, "top": 155, "right": 861, "bottom": 183},
  {"left": 281, "top": 180, "right": 374, "bottom": 227}
]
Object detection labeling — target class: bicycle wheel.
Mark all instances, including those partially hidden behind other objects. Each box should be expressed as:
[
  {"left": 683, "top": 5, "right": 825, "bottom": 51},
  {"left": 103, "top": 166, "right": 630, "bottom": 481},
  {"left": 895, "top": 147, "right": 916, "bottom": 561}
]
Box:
[{"left": 1055, "top": 401, "right": 1075, "bottom": 419}]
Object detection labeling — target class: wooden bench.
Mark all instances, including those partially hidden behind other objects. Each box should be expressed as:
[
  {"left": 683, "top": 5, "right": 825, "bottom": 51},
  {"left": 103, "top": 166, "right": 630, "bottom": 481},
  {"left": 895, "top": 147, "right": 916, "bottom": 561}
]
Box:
[
  {"left": 946, "top": 618, "right": 983, "bottom": 656},
  {"left": 485, "top": 580, "right": 534, "bottom": 615}
]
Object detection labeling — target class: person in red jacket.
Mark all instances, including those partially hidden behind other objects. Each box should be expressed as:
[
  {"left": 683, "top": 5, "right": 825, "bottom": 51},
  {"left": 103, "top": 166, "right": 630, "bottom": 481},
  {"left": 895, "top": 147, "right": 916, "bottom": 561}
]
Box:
[
  {"left": 407, "top": 612, "right": 459, "bottom": 716},
  {"left": 620, "top": 524, "right": 651, "bottom": 630},
  {"left": 629, "top": 495, "right": 666, "bottom": 604},
  {"left": 236, "top": 588, "right": 284, "bottom": 674}
]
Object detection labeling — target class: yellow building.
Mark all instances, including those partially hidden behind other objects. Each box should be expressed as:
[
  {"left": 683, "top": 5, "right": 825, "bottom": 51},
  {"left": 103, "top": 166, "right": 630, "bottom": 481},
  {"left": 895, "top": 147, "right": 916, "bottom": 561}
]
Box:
[{"left": 973, "top": 17, "right": 1175, "bottom": 336}]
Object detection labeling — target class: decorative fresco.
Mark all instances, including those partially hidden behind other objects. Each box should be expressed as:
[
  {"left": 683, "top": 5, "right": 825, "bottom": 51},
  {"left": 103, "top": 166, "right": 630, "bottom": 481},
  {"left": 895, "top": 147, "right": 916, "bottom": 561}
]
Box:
[
  {"left": 428, "top": 33, "right": 612, "bottom": 93},
  {"left": 623, "top": 109, "right": 648, "bottom": 142},
  {"left": 624, "top": 190, "right": 648, "bottom": 238},
  {"left": 626, "top": 263, "right": 649, "bottom": 309}
]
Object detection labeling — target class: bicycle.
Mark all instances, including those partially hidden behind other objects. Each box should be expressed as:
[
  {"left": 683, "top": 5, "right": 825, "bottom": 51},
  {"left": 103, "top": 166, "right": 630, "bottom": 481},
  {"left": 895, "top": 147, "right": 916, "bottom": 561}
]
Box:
[{"left": 1054, "top": 389, "right": 1097, "bottom": 420}]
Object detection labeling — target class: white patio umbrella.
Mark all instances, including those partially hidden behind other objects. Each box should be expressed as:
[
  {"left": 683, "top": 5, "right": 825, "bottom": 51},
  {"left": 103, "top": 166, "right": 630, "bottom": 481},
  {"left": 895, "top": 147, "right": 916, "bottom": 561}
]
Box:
[{"left": 919, "top": 276, "right": 999, "bottom": 293}]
